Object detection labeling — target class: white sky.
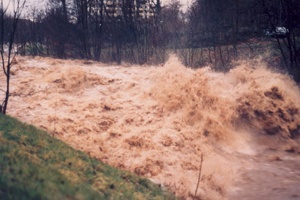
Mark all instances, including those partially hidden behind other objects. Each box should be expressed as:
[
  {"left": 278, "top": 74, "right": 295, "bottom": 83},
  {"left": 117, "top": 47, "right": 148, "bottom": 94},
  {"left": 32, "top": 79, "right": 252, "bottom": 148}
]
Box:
[
  {"left": 164, "top": 0, "right": 192, "bottom": 11},
  {"left": 2, "top": 0, "right": 46, "bottom": 12}
]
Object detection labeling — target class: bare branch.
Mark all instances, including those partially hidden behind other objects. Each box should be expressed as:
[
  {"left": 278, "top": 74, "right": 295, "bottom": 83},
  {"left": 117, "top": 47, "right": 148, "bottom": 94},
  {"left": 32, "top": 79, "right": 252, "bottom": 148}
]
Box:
[
  {"left": 1, "top": 0, "right": 10, "bottom": 14},
  {"left": 194, "top": 153, "right": 204, "bottom": 197},
  {"left": 0, "top": 0, "right": 26, "bottom": 114}
]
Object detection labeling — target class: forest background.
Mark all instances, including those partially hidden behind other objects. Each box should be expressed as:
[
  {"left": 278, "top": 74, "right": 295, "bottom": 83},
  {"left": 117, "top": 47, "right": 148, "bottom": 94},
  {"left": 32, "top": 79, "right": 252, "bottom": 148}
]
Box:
[{"left": 1, "top": 0, "right": 299, "bottom": 81}]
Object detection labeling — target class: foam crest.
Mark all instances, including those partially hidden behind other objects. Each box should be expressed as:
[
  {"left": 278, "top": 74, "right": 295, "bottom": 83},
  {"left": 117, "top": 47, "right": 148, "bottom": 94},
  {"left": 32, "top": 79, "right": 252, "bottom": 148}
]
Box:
[{"left": 151, "top": 57, "right": 300, "bottom": 145}]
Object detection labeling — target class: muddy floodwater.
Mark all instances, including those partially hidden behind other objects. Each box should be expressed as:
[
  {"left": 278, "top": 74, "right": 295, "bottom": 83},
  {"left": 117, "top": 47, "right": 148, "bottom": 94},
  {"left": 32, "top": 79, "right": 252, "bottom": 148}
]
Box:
[{"left": 2, "top": 56, "right": 300, "bottom": 199}]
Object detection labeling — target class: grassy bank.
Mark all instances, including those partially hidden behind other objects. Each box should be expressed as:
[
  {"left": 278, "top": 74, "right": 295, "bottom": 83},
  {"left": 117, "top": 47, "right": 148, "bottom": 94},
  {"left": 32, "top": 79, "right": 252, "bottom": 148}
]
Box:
[{"left": 0, "top": 114, "right": 174, "bottom": 199}]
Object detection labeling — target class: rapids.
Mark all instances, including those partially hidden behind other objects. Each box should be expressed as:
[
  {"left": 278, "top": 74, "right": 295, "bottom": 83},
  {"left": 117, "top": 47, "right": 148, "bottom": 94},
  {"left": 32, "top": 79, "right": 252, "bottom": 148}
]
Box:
[{"left": 2, "top": 56, "right": 300, "bottom": 199}]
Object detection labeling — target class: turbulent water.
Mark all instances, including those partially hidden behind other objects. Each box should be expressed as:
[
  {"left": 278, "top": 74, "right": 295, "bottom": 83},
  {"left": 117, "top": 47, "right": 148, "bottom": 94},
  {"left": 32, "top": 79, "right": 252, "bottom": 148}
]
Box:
[{"left": 2, "top": 56, "right": 300, "bottom": 199}]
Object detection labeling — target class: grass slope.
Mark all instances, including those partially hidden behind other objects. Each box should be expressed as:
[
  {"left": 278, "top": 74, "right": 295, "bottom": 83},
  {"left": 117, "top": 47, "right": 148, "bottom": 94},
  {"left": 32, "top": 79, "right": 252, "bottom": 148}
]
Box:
[{"left": 0, "top": 114, "right": 175, "bottom": 200}]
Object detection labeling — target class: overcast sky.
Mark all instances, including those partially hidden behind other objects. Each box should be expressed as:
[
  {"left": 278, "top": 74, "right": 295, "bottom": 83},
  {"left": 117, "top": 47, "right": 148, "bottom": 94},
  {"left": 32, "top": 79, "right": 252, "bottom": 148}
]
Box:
[{"left": 2, "top": 0, "right": 47, "bottom": 12}]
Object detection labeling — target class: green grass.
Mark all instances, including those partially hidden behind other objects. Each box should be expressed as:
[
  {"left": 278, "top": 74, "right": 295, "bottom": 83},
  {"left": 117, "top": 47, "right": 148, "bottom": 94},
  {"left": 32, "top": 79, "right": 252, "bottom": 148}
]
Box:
[{"left": 0, "top": 114, "right": 175, "bottom": 200}]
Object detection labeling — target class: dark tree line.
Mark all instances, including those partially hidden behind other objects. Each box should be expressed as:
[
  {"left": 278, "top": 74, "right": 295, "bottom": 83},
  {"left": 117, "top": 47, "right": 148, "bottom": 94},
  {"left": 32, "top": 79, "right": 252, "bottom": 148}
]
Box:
[
  {"left": 186, "top": 0, "right": 300, "bottom": 80},
  {"left": 15, "top": 0, "right": 167, "bottom": 64},
  {"left": 259, "top": 0, "right": 300, "bottom": 79},
  {"left": 1, "top": 0, "right": 300, "bottom": 78}
]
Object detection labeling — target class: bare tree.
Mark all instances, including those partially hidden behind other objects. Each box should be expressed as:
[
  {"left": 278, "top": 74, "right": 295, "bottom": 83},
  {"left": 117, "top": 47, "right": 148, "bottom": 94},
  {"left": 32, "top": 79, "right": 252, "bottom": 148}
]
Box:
[{"left": 0, "top": 0, "right": 26, "bottom": 114}]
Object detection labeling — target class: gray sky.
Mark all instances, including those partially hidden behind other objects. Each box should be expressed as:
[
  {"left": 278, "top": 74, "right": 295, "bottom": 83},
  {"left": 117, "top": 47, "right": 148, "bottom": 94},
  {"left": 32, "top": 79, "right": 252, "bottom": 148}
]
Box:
[
  {"left": 2, "top": 0, "right": 47, "bottom": 12},
  {"left": 164, "top": 0, "right": 192, "bottom": 11}
]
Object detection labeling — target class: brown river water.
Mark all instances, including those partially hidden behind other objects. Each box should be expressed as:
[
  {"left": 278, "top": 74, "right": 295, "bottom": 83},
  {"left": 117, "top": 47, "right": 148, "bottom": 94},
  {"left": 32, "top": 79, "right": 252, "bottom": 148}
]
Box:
[{"left": 1, "top": 55, "right": 300, "bottom": 199}]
